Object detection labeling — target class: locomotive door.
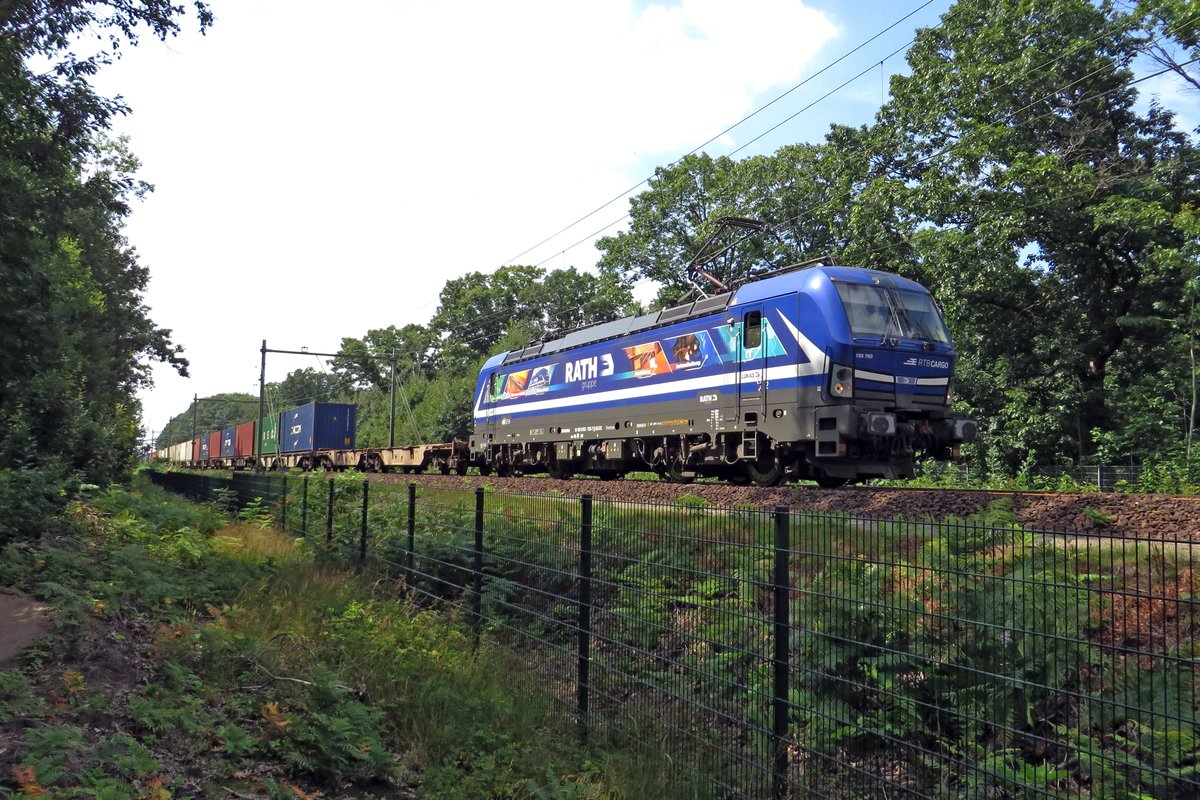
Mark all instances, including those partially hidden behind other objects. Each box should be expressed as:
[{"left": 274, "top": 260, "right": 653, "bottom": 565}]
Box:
[
  {"left": 736, "top": 306, "right": 768, "bottom": 422},
  {"left": 482, "top": 371, "right": 499, "bottom": 443}
]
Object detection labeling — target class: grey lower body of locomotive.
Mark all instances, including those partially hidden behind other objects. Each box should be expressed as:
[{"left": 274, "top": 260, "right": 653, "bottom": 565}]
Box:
[{"left": 471, "top": 383, "right": 977, "bottom": 486}]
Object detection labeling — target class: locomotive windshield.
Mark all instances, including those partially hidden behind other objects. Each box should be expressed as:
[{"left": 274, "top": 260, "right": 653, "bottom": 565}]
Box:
[{"left": 835, "top": 283, "right": 951, "bottom": 344}]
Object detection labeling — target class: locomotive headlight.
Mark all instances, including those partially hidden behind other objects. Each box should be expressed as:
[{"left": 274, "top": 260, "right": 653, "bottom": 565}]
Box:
[{"left": 829, "top": 364, "right": 853, "bottom": 398}]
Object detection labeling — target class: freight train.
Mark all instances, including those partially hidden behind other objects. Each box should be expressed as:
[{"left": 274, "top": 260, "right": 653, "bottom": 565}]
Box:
[
  {"left": 157, "top": 261, "right": 977, "bottom": 487},
  {"left": 156, "top": 402, "right": 467, "bottom": 475}
]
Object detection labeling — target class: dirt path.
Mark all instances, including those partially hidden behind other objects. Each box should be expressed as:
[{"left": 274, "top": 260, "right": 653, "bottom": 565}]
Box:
[{"left": 0, "top": 589, "right": 50, "bottom": 667}]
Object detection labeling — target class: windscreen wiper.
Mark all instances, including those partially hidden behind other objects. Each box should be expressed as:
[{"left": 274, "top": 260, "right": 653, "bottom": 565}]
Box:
[
  {"left": 879, "top": 291, "right": 900, "bottom": 347},
  {"left": 895, "top": 302, "right": 936, "bottom": 351},
  {"left": 910, "top": 317, "right": 937, "bottom": 350}
]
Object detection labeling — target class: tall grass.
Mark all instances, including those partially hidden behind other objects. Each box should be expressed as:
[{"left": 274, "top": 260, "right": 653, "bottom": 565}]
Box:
[{"left": 1, "top": 477, "right": 706, "bottom": 800}]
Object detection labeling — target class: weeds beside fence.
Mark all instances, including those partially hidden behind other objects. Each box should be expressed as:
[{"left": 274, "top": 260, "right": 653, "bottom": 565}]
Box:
[
  {"left": 893, "top": 461, "right": 1200, "bottom": 494},
  {"left": 148, "top": 470, "right": 1200, "bottom": 800}
]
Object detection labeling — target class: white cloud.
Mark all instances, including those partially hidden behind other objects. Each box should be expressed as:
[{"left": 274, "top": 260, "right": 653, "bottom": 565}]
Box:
[{"left": 85, "top": 0, "right": 839, "bottom": 436}]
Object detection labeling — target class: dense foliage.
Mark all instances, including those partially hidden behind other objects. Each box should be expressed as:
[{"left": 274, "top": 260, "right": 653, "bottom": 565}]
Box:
[
  {"left": 0, "top": 0, "right": 203, "bottom": 540},
  {"left": 155, "top": 392, "right": 258, "bottom": 447},
  {"left": 0, "top": 476, "right": 684, "bottom": 798}
]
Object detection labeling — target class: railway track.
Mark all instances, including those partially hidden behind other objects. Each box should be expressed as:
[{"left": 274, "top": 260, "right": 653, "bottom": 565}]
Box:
[{"left": 340, "top": 470, "right": 1200, "bottom": 541}]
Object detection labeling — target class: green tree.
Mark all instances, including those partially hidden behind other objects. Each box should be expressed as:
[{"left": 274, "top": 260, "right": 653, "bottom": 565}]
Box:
[
  {"left": 1133, "top": 0, "right": 1200, "bottom": 92},
  {"left": 155, "top": 393, "right": 258, "bottom": 448},
  {"left": 594, "top": 135, "right": 913, "bottom": 306},
  {"left": 596, "top": 154, "right": 758, "bottom": 305},
  {"left": 267, "top": 369, "right": 341, "bottom": 410},
  {"left": 0, "top": 0, "right": 210, "bottom": 539},
  {"left": 880, "top": 0, "right": 1200, "bottom": 466},
  {"left": 434, "top": 265, "right": 632, "bottom": 361},
  {"left": 332, "top": 323, "right": 438, "bottom": 392}
]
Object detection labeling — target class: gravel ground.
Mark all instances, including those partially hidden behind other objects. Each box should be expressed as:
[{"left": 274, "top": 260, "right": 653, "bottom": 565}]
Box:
[{"left": 366, "top": 472, "right": 1200, "bottom": 541}]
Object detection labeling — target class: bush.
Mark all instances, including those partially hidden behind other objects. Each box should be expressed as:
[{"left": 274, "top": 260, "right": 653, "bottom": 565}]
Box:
[{"left": 0, "top": 465, "right": 72, "bottom": 545}]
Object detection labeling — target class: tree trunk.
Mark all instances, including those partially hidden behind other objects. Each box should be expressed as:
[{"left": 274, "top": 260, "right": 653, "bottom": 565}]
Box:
[{"left": 1189, "top": 339, "right": 1196, "bottom": 461}]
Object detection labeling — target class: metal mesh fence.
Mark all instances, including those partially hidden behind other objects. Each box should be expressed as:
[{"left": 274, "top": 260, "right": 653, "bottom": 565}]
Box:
[
  {"left": 148, "top": 469, "right": 288, "bottom": 510},
  {"left": 1031, "top": 464, "right": 1199, "bottom": 493},
  {"left": 149, "top": 471, "right": 1200, "bottom": 799},
  {"left": 904, "top": 462, "right": 1200, "bottom": 493}
]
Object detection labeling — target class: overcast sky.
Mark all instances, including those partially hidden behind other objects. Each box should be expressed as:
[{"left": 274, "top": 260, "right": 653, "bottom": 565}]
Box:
[{"left": 86, "top": 0, "right": 1197, "bottom": 443}]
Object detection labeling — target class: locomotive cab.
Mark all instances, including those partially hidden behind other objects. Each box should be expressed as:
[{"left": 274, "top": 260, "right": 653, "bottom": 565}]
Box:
[{"left": 808, "top": 269, "right": 977, "bottom": 481}]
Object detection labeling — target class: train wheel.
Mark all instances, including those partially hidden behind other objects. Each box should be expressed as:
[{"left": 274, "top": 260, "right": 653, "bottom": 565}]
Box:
[
  {"left": 547, "top": 459, "right": 573, "bottom": 480},
  {"left": 815, "top": 475, "right": 848, "bottom": 489},
  {"left": 745, "top": 457, "right": 783, "bottom": 487},
  {"left": 455, "top": 461, "right": 468, "bottom": 475},
  {"left": 479, "top": 463, "right": 493, "bottom": 477}
]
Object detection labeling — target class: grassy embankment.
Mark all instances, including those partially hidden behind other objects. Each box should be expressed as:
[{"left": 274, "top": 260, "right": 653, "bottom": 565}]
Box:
[
  {"left": 0, "top": 475, "right": 688, "bottom": 800},
  {"left": 325, "top": 479, "right": 1200, "bottom": 799}
]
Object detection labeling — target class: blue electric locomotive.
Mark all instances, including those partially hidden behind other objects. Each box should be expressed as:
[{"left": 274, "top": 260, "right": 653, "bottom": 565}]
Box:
[{"left": 469, "top": 262, "right": 977, "bottom": 486}]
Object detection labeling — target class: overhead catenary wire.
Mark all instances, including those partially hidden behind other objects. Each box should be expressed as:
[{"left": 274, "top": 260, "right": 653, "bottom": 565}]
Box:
[
  {"left": 528, "top": 37, "right": 918, "bottom": 273},
  {"left": 441, "top": 37, "right": 930, "bottom": 341},
  {"left": 440, "top": 47, "right": 1200, "bottom": 356},
  {"left": 371, "top": 0, "right": 950, "bottom": 335},
  {"left": 396, "top": 2, "right": 964, "bottom": 338},
  {"left": 460, "top": 6, "right": 1199, "bottom": 346},
  {"left": 500, "top": 0, "right": 946, "bottom": 271},
  {"left": 525, "top": 4, "right": 1200, "bottom": 275}
]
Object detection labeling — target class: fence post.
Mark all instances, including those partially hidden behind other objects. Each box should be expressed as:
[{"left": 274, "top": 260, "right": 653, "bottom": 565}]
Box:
[
  {"left": 473, "top": 487, "right": 484, "bottom": 646},
  {"left": 281, "top": 475, "right": 288, "bottom": 532},
  {"left": 407, "top": 482, "right": 416, "bottom": 581},
  {"left": 300, "top": 476, "right": 309, "bottom": 536},
  {"left": 326, "top": 478, "right": 335, "bottom": 546},
  {"left": 359, "top": 480, "right": 369, "bottom": 567},
  {"left": 772, "top": 504, "right": 791, "bottom": 800},
  {"left": 577, "top": 494, "right": 593, "bottom": 742}
]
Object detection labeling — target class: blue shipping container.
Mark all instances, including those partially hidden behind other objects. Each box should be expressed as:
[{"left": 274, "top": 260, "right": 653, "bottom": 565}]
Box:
[
  {"left": 280, "top": 403, "right": 356, "bottom": 453},
  {"left": 200, "top": 438, "right": 211, "bottom": 460},
  {"left": 220, "top": 426, "right": 236, "bottom": 459}
]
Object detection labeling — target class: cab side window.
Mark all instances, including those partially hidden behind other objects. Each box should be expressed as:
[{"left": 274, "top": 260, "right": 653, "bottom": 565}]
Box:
[{"left": 743, "top": 311, "right": 762, "bottom": 349}]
